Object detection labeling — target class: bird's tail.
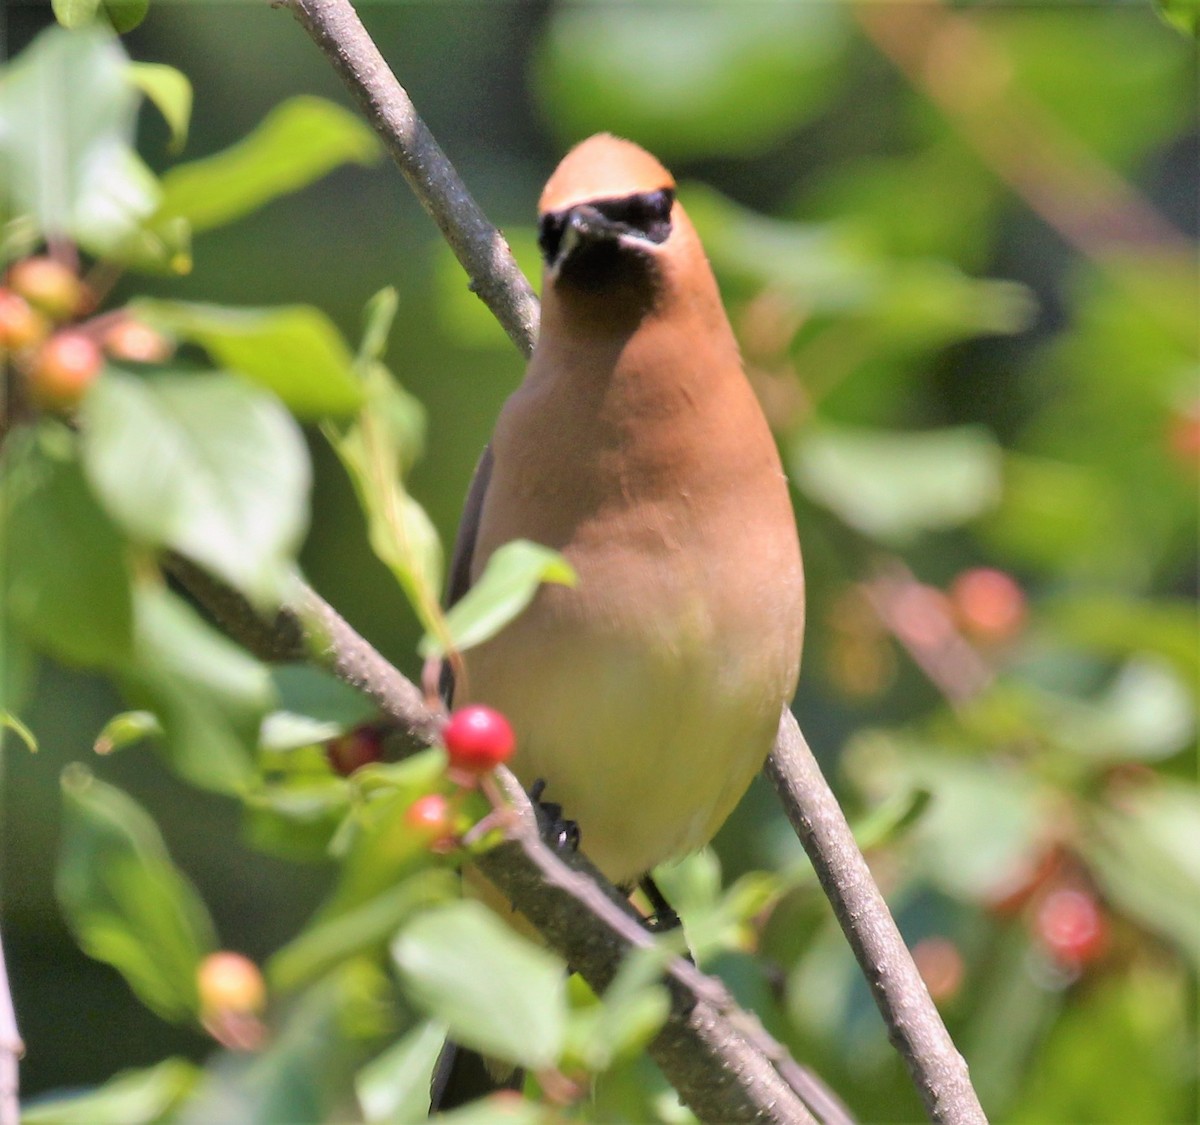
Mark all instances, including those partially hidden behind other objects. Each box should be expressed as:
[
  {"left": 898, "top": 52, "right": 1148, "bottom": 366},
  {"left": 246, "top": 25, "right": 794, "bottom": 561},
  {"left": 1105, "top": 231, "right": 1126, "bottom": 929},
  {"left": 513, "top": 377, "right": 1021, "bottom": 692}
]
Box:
[{"left": 429, "top": 1039, "right": 524, "bottom": 1113}]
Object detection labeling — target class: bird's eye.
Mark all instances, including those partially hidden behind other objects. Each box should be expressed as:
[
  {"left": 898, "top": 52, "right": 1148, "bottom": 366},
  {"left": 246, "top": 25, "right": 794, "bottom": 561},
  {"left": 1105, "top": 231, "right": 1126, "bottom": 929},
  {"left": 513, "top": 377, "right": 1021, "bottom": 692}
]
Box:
[
  {"left": 538, "top": 212, "right": 566, "bottom": 264},
  {"left": 592, "top": 188, "right": 675, "bottom": 244}
]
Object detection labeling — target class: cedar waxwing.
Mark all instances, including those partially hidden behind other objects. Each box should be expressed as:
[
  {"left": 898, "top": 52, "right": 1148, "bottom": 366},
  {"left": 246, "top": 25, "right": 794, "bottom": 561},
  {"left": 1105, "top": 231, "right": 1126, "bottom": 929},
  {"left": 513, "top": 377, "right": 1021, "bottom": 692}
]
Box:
[{"left": 433, "top": 133, "right": 805, "bottom": 1107}]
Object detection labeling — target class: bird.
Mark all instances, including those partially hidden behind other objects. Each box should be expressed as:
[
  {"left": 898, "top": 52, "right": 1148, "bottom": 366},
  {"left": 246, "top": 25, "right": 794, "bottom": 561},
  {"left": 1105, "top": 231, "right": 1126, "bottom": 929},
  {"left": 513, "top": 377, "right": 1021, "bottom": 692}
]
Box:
[{"left": 431, "top": 132, "right": 805, "bottom": 1108}]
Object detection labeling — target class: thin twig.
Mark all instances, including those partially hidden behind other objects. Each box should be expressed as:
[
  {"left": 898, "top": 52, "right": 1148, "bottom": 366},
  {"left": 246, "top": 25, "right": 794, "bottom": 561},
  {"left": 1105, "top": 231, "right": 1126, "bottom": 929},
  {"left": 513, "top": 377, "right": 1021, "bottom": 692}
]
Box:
[
  {"left": 0, "top": 926, "right": 23, "bottom": 1125},
  {"left": 855, "top": 1, "right": 1190, "bottom": 264},
  {"left": 767, "top": 715, "right": 985, "bottom": 1125},
  {"left": 286, "top": 0, "right": 540, "bottom": 358}
]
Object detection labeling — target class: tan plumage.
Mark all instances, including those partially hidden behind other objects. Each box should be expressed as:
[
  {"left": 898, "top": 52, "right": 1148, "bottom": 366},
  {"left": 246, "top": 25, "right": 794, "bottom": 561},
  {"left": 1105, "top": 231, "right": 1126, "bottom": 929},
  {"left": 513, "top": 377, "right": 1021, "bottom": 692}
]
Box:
[{"left": 453, "top": 134, "right": 804, "bottom": 886}]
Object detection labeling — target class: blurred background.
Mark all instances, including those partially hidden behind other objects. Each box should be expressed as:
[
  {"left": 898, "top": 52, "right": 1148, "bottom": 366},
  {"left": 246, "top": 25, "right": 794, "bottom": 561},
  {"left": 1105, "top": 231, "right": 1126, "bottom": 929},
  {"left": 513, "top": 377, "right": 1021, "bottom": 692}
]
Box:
[{"left": 4, "top": 0, "right": 1197, "bottom": 1120}]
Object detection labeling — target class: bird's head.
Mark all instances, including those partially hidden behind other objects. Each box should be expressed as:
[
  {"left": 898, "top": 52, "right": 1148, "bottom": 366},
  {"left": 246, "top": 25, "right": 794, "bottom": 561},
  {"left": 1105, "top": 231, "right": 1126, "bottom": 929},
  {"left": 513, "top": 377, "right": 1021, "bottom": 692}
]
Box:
[{"left": 537, "top": 134, "right": 681, "bottom": 295}]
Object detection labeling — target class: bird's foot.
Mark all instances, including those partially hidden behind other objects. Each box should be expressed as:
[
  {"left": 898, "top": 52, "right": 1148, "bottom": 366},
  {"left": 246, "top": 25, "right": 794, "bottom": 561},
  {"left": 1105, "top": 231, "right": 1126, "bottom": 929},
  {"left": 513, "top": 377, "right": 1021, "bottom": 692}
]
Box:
[
  {"left": 638, "top": 874, "right": 683, "bottom": 934},
  {"left": 529, "top": 779, "right": 581, "bottom": 854}
]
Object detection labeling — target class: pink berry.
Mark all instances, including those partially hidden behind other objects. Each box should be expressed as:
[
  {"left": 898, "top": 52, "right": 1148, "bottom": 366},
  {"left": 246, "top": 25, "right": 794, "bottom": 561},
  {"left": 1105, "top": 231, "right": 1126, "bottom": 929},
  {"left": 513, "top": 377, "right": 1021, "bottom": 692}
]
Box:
[{"left": 1036, "top": 888, "right": 1107, "bottom": 968}]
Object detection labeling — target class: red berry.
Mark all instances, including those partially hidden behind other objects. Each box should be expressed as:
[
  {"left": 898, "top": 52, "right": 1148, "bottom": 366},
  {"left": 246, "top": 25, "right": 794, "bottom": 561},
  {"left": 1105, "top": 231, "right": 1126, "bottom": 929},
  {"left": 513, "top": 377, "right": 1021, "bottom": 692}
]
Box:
[
  {"left": 197, "top": 951, "right": 266, "bottom": 1017},
  {"left": 7, "top": 256, "right": 87, "bottom": 321},
  {"left": 950, "top": 567, "right": 1026, "bottom": 644},
  {"left": 404, "top": 793, "right": 456, "bottom": 849},
  {"left": 0, "top": 288, "right": 49, "bottom": 352},
  {"left": 443, "top": 705, "right": 515, "bottom": 775},
  {"left": 25, "top": 330, "right": 103, "bottom": 410},
  {"left": 1035, "top": 888, "right": 1107, "bottom": 968},
  {"left": 102, "top": 318, "right": 174, "bottom": 364},
  {"left": 325, "top": 725, "right": 385, "bottom": 776}
]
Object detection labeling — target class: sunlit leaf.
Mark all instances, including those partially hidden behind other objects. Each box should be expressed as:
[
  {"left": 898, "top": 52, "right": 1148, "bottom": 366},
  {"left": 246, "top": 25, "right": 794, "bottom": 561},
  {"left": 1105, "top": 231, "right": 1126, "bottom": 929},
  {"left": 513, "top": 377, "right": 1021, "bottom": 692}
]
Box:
[
  {"left": 152, "top": 95, "right": 379, "bottom": 233},
  {"left": 128, "top": 62, "right": 192, "bottom": 151},
  {"left": 94, "top": 709, "right": 162, "bottom": 755},
  {"left": 134, "top": 300, "right": 363, "bottom": 419},
  {"left": 356, "top": 1019, "right": 448, "bottom": 1125},
  {"left": 1083, "top": 782, "right": 1200, "bottom": 969},
  {"left": 0, "top": 26, "right": 159, "bottom": 254},
  {"left": 21, "top": 1058, "right": 201, "bottom": 1125},
  {"left": 793, "top": 424, "right": 1003, "bottom": 542},
  {"left": 358, "top": 287, "right": 399, "bottom": 366},
  {"left": 81, "top": 369, "right": 310, "bottom": 609},
  {"left": 57, "top": 766, "right": 216, "bottom": 1020},
  {"left": 326, "top": 363, "right": 441, "bottom": 631},
  {"left": 418, "top": 540, "right": 576, "bottom": 659},
  {"left": 393, "top": 900, "right": 567, "bottom": 1070},
  {"left": 1, "top": 711, "right": 38, "bottom": 753}
]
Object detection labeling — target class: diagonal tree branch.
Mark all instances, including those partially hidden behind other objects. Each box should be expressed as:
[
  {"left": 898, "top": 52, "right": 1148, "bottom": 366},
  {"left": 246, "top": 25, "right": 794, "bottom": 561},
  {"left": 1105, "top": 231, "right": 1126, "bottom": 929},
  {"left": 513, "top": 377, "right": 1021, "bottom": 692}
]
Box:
[{"left": 276, "top": 0, "right": 987, "bottom": 1121}]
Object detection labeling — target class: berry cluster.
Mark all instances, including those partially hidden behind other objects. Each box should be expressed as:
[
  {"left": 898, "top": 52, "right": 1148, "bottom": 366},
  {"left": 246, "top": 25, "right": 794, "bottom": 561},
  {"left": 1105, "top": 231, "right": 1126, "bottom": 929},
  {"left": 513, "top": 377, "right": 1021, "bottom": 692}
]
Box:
[{"left": 1, "top": 254, "right": 171, "bottom": 414}]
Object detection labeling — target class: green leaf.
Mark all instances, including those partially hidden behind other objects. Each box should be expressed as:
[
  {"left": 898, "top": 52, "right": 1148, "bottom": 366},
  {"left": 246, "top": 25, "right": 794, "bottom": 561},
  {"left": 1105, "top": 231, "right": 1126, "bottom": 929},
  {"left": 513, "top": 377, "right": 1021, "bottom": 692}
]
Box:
[
  {"left": 134, "top": 300, "right": 364, "bottom": 419},
  {"left": 316, "top": 748, "right": 454, "bottom": 915},
  {"left": 419, "top": 540, "right": 576, "bottom": 659},
  {"left": 2, "top": 432, "right": 134, "bottom": 668},
  {"left": 565, "top": 947, "right": 670, "bottom": 1071},
  {"left": 1, "top": 710, "right": 38, "bottom": 753},
  {"left": 81, "top": 369, "right": 310, "bottom": 610},
  {"left": 94, "top": 709, "right": 162, "bottom": 755},
  {"left": 1049, "top": 656, "right": 1195, "bottom": 764},
  {"left": 56, "top": 766, "right": 216, "bottom": 1021},
  {"left": 51, "top": 0, "right": 101, "bottom": 29},
  {"left": 101, "top": 0, "right": 150, "bottom": 33},
  {"left": 21, "top": 1058, "right": 201, "bottom": 1125},
  {"left": 243, "top": 776, "right": 350, "bottom": 862},
  {"left": 792, "top": 424, "right": 1003, "bottom": 542},
  {"left": 127, "top": 63, "right": 192, "bottom": 151},
  {"left": 393, "top": 900, "right": 567, "bottom": 1070},
  {"left": 0, "top": 26, "right": 160, "bottom": 254},
  {"left": 152, "top": 95, "right": 380, "bottom": 233},
  {"left": 536, "top": 5, "right": 847, "bottom": 159},
  {"left": 326, "top": 363, "right": 441, "bottom": 630},
  {"left": 272, "top": 664, "right": 380, "bottom": 730},
  {"left": 271, "top": 868, "right": 456, "bottom": 992},
  {"left": 118, "top": 584, "right": 272, "bottom": 793},
  {"left": 358, "top": 287, "right": 399, "bottom": 365},
  {"left": 357, "top": 1019, "right": 449, "bottom": 1125},
  {"left": 1156, "top": 0, "right": 1200, "bottom": 37},
  {"left": 1083, "top": 782, "right": 1200, "bottom": 969}
]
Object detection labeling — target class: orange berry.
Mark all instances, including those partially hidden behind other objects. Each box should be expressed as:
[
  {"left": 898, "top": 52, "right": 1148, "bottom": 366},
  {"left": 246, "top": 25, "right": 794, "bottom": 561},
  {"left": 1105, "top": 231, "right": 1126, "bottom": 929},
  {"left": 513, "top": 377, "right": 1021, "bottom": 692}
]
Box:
[
  {"left": 102, "top": 318, "right": 174, "bottom": 364},
  {"left": 949, "top": 567, "right": 1027, "bottom": 644},
  {"left": 7, "top": 256, "right": 87, "bottom": 321},
  {"left": 196, "top": 951, "right": 266, "bottom": 1017},
  {"left": 404, "top": 793, "right": 457, "bottom": 850},
  {"left": 0, "top": 288, "right": 49, "bottom": 352},
  {"left": 25, "top": 331, "right": 103, "bottom": 410},
  {"left": 911, "top": 936, "right": 965, "bottom": 1003}
]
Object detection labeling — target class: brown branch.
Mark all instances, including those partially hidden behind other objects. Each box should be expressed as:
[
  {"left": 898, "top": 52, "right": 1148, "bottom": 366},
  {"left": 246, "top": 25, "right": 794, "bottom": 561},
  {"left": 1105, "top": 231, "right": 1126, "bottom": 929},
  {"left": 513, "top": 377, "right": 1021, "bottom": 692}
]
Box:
[
  {"left": 767, "top": 715, "right": 986, "bottom": 1125},
  {"left": 286, "top": 0, "right": 539, "bottom": 359},
  {"left": 172, "top": 553, "right": 846, "bottom": 1124}
]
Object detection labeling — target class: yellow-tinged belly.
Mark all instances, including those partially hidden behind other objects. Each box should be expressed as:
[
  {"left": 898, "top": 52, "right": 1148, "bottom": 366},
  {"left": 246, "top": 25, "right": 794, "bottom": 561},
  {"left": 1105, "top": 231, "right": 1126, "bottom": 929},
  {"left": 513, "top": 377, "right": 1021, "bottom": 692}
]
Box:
[{"left": 461, "top": 537, "right": 798, "bottom": 885}]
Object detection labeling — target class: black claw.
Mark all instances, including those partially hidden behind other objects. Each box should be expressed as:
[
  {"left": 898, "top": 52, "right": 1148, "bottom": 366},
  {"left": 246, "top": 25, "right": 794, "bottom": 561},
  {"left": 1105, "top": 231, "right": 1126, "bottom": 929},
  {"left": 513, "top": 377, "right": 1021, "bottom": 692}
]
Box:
[
  {"left": 529, "top": 778, "right": 581, "bottom": 854},
  {"left": 639, "top": 875, "right": 683, "bottom": 935}
]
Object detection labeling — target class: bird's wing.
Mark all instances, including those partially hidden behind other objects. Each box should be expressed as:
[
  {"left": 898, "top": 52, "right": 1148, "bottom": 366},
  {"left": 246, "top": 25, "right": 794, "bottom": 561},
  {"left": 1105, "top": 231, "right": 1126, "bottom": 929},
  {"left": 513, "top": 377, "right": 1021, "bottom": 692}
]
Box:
[
  {"left": 439, "top": 443, "right": 494, "bottom": 703},
  {"left": 446, "top": 442, "right": 494, "bottom": 610}
]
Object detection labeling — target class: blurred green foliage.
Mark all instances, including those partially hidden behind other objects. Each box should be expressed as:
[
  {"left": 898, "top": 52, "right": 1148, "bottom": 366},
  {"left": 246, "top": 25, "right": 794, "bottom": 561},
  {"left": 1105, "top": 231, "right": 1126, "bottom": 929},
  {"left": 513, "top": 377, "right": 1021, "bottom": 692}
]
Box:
[{"left": 2, "top": 3, "right": 1196, "bottom": 1123}]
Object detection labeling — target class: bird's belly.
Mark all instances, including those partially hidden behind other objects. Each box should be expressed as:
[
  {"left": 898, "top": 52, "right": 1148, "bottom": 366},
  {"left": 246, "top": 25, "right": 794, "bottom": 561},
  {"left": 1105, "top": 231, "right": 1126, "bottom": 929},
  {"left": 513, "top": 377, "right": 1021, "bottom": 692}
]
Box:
[{"left": 461, "top": 556, "right": 786, "bottom": 885}]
